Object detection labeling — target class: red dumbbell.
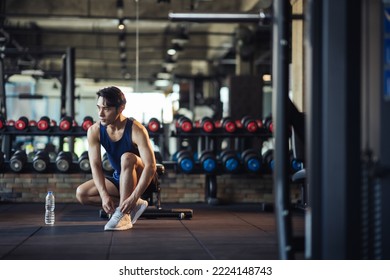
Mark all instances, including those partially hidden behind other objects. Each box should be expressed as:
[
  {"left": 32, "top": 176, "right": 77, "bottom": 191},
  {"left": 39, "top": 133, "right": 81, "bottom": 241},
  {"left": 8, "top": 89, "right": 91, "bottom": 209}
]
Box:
[
  {"left": 59, "top": 116, "right": 73, "bottom": 131},
  {"left": 256, "top": 119, "right": 264, "bottom": 130},
  {"left": 37, "top": 116, "right": 51, "bottom": 131},
  {"left": 15, "top": 116, "right": 29, "bottom": 131},
  {"left": 6, "top": 119, "right": 15, "bottom": 126},
  {"left": 222, "top": 117, "right": 237, "bottom": 133},
  {"left": 29, "top": 119, "right": 37, "bottom": 127},
  {"left": 0, "top": 115, "right": 5, "bottom": 130},
  {"left": 199, "top": 116, "right": 215, "bottom": 133},
  {"left": 176, "top": 116, "right": 193, "bottom": 133},
  {"left": 82, "top": 116, "right": 94, "bottom": 131},
  {"left": 147, "top": 118, "right": 161, "bottom": 133},
  {"left": 241, "top": 115, "right": 258, "bottom": 133}
]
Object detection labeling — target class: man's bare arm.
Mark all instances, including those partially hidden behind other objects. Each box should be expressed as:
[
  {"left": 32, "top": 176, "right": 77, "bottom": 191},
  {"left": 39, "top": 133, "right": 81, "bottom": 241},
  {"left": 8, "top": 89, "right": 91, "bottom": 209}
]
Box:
[{"left": 88, "top": 123, "right": 116, "bottom": 213}]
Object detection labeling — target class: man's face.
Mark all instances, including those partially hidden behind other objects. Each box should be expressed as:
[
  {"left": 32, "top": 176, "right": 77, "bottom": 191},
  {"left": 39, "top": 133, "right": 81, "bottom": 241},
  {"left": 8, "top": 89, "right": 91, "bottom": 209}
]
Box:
[{"left": 96, "top": 96, "right": 119, "bottom": 126}]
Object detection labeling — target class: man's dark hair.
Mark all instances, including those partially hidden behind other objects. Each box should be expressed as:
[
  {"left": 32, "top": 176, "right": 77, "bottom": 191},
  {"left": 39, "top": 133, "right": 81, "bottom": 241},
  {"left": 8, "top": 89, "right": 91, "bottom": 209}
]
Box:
[{"left": 96, "top": 86, "right": 127, "bottom": 108}]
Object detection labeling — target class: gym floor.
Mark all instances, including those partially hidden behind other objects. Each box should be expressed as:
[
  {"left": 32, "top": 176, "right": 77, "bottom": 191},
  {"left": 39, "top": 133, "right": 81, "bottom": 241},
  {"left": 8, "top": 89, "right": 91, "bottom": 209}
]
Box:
[{"left": 0, "top": 202, "right": 305, "bottom": 260}]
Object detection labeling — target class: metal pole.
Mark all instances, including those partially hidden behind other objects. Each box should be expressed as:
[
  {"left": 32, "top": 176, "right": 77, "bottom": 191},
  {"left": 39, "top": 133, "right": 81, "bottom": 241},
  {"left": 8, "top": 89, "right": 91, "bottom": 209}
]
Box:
[
  {"left": 0, "top": 51, "right": 11, "bottom": 159},
  {"left": 65, "top": 47, "right": 75, "bottom": 153},
  {"left": 61, "top": 54, "right": 67, "bottom": 118},
  {"left": 272, "top": 0, "right": 293, "bottom": 260},
  {"left": 0, "top": 53, "right": 6, "bottom": 119},
  {"left": 65, "top": 47, "right": 75, "bottom": 118}
]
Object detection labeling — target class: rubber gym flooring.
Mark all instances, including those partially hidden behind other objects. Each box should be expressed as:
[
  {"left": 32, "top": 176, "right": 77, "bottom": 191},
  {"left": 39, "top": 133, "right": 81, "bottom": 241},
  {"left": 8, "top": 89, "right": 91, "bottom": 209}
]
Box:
[{"left": 0, "top": 202, "right": 305, "bottom": 260}]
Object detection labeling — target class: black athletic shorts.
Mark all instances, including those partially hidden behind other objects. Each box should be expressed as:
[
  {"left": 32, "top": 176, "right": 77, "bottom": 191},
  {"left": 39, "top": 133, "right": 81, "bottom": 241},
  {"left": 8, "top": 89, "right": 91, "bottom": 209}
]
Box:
[{"left": 106, "top": 176, "right": 120, "bottom": 189}]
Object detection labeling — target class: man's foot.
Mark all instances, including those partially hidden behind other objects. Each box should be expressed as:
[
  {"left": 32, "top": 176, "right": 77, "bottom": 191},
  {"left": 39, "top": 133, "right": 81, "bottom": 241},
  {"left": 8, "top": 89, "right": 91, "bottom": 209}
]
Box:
[
  {"left": 104, "top": 207, "right": 132, "bottom": 231},
  {"left": 130, "top": 198, "right": 148, "bottom": 224}
]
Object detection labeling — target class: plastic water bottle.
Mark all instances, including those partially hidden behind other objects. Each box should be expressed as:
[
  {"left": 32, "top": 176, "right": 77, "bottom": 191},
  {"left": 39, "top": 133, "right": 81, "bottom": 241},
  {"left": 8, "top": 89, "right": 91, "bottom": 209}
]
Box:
[{"left": 45, "top": 191, "right": 55, "bottom": 225}]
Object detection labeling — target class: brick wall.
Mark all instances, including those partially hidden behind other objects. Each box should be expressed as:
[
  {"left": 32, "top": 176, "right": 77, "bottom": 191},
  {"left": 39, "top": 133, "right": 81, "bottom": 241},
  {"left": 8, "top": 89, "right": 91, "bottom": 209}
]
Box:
[
  {"left": 0, "top": 171, "right": 286, "bottom": 205},
  {"left": 0, "top": 172, "right": 92, "bottom": 202}
]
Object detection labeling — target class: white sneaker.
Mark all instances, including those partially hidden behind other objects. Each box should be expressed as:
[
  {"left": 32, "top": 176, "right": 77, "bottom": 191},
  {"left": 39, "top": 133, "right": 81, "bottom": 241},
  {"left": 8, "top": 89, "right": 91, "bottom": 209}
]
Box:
[
  {"left": 130, "top": 198, "right": 148, "bottom": 224},
  {"left": 104, "top": 207, "right": 132, "bottom": 231}
]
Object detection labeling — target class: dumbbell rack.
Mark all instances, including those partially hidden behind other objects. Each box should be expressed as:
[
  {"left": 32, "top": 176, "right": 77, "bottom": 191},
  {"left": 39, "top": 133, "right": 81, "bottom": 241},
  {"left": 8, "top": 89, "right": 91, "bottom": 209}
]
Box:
[
  {"left": 0, "top": 122, "right": 164, "bottom": 173},
  {"left": 170, "top": 124, "right": 273, "bottom": 205},
  {"left": 0, "top": 123, "right": 89, "bottom": 173}
]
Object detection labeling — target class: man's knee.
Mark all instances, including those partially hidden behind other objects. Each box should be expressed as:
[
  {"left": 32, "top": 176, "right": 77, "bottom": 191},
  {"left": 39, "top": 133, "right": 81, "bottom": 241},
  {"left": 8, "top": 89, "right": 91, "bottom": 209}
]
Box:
[
  {"left": 75, "top": 185, "right": 86, "bottom": 204},
  {"left": 120, "top": 152, "right": 138, "bottom": 170}
]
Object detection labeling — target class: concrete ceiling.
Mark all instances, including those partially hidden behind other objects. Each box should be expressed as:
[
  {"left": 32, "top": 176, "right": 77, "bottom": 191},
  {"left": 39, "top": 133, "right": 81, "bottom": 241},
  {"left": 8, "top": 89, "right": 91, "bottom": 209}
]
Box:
[{"left": 1, "top": 0, "right": 272, "bottom": 90}]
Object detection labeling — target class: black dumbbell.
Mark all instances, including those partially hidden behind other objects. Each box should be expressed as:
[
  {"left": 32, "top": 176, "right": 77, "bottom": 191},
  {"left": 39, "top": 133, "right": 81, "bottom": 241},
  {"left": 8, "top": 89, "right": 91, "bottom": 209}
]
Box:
[
  {"left": 221, "top": 117, "right": 237, "bottom": 133},
  {"left": 78, "top": 151, "right": 91, "bottom": 172},
  {"left": 262, "top": 149, "right": 274, "bottom": 173},
  {"left": 263, "top": 115, "right": 273, "bottom": 133},
  {"left": 82, "top": 116, "right": 94, "bottom": 131},
  {"left": 147, "top": 117, "right": 161, "bottom": 133},
  {"left": 102, "top": 153, "right": 113, "bottom": 172},
  {"left": 59, "top": 116, "right": 73, "bottom": 131},
  {"left": 32, "top": 150, "right": 51, "bottom": 172},
  {"left": 241, "top": 149, "right": 262, "bottom": 173},
  {"left": 220, "top": 149, "right": 240, "bottom": 173},
  {"left": 48, "top": 151, "right": 57, "bottom": 162},
  {"left": 55, "top": 151, "right": 73, "bottom": 172},
  {"left": 27, "top": 151, "right": 36, "bottom": 162},
  {"left": 241, "top": 115, "right": 259, "bottom": 133},
  {"left": 37, "top": 116, "right": 51, "bottom": 131},
  {"left": 10, "top": 150, "right": 28, "bottom": 172},
  {"left": 176, "top": 150, "right": 195, "bottom": 173},
  {"left": 198, "top": 150, "right": 217, "bottom": 173},
  {"left": 176, "top": 116, "right": 193, "bottom": 133},
  {"left": 15, "top": 116, "right": 29, "bottom": 131}
]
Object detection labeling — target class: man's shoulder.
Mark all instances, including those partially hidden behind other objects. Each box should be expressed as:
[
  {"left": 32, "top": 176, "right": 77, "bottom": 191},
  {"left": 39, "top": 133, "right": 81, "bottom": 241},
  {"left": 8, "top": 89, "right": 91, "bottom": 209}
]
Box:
[
  {"left": 88, "top": 121, "right": 101, "bottom": 135},
  {"left": 130, "top": 118, "right": 144, "bottom": 130},
  {"left": 130, "top": 118, "right": 149, "bottom": 137}
]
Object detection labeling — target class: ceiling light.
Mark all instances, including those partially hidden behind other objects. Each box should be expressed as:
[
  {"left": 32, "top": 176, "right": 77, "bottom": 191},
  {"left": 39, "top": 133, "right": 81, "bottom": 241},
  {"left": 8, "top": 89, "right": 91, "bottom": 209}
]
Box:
[
  {"left": 167, "top": 48, "right": 176, "bottom": 56},
  {"left": 154, "top": 79, "right": 171, "bottom": 88},
  {"left": 120, "top": 51, "right": 127, "bottom": 60},
  {"left": 118, "top": 19, "right": 125, "bottom": 30},
  {"left": 163, "top": 55, "right": 177, "bottom": 71},
  {"left": 156, "top": 71, "right": 172, "bottom": 80},
  {"left": 118, "top": 33, "right": 126, "bottom": 48},
  {"left": 20, "top": 69, "right": 44, "bottom": 76},
  {"left": 167, "top": 43, "right": 183, "bottom": 55},
  {"left": 262, "top": 74, "right": 271, "bottom": 82},
  {"left": 119, "top": 40, "right": 126, "bottom": 48}
]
